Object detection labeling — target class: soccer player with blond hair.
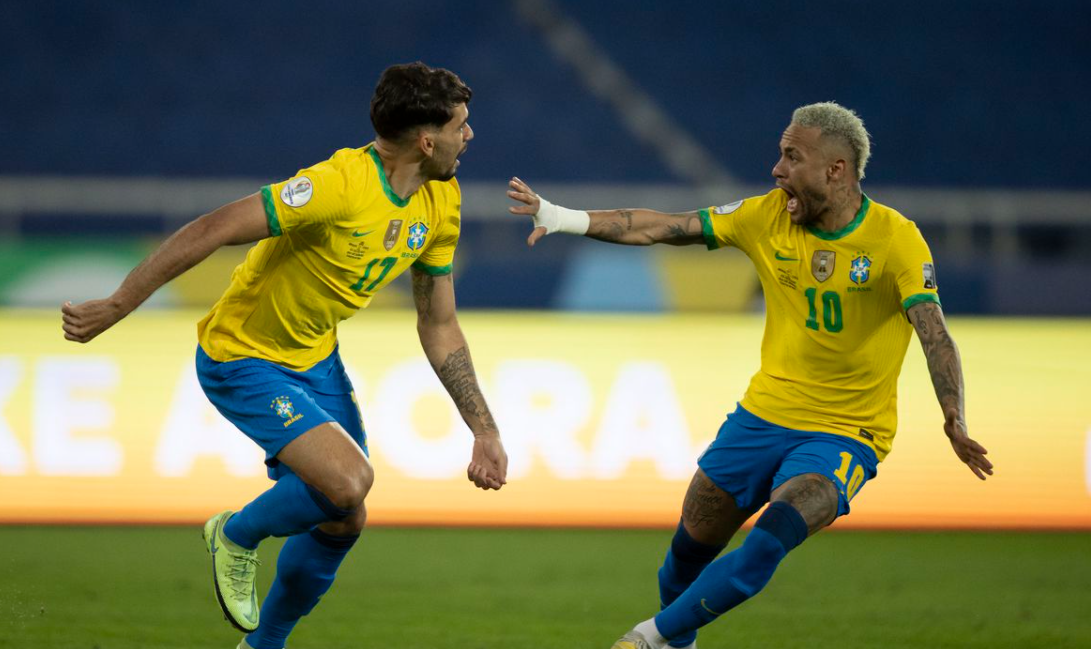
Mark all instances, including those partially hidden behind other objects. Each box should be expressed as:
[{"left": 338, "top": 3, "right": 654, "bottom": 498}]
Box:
[{"left": 509, "top": 101, "right": 992, "bottom": 649}]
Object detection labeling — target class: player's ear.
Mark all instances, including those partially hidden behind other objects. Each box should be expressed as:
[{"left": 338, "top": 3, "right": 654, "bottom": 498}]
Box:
[
  {"left": 417, "top": 129, "right": 436, "bottom": 158},
  {"left": 827, "top": 158, "right": 847, "bottom": 182}
]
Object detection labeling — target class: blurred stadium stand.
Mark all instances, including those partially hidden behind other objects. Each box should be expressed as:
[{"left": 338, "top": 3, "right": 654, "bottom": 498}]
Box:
[{"left": 2, "top": 0, "right": 1089, "bottom": 314}]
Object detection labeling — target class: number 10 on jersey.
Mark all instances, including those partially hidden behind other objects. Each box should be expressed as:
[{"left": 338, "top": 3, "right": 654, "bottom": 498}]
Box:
[{"left": 805, "top": 288, "right": 843, "bottom": 333}]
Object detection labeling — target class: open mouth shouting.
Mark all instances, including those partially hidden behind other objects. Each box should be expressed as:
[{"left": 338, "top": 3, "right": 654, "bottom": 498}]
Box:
[{"left": 779, "top": 185, "right": 800, "bottom": 216}]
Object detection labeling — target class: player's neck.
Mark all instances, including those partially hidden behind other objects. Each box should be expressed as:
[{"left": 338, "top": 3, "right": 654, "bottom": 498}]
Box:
[
  {"left": 372, "top": 140, "right": 426, "bottom": 200},
  {"left": 812, "top": 186, "right": 863, "bottom": 233}
]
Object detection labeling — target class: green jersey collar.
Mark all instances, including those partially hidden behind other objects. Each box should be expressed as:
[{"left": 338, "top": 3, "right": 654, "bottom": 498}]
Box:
[
  {"left": 367, "top": 145, "right": 412, "bottom": 208},
  {"left": 807, "top": 194, "right": 870, "bottom": 241}
]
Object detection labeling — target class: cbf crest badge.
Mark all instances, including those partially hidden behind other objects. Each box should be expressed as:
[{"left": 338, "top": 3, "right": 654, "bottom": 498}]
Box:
[
  {"left": 383, "top": 220, "right": 404, "bottom": 251},
  {"left": 407, "top": 222, "right": 429, "bottom": 250},
  {"left": 850, "top": 255, "right": 872, "bottom": 285},
  {"left": 271, "top": 396, "right": 295, "bottom": 419},
  {"left": 271, "top": 396, "right": 303, "bottom": 427},
  {"left": 811, "top": 250, "right": 835, "bottom": 283}
]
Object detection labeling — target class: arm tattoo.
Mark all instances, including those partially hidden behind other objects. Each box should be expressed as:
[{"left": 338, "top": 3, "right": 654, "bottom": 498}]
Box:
[
  {"left": 437, "top": 346, "right": 498, "bottom": 435},
  {"left": 586, "top": 209, "right": 703, "bottom": 245},
  {"left": 587, "top": 218, "right": 627, "bottom": 243},
  {"left": 411, "top": 269, "right": 434, "bottom": 318},
  {"left": 666, "top": 224, "right": 688, "bottom": 240},
  {"left": 912, "top": 303, "right": 965, "bottom": 421},
  {"left": 661, "top": 213, "right": 702, "bottom": 244}
]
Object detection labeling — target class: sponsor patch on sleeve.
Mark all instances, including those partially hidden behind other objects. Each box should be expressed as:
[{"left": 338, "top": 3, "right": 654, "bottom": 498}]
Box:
[
  {"left": 280, "top": 176, "right": 313, "bottom": 208},
  {"left": 922, "top": 262, "right": 937, "bottom": 289},
  {"left": 713, "top": 199, "right": 743, "bottom": 215}
]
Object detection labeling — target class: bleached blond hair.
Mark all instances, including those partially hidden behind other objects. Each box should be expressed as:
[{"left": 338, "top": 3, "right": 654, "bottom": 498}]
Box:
[{"left": 791, "top": 102, "right": 872, "bottom": 180}]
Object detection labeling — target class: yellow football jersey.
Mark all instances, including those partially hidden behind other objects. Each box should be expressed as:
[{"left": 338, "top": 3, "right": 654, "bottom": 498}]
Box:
[
  {"left": 198, "top": 144, "right": 461, "bottom": 371},
  {"left": 699, "top": 190, "right": 939, "bottom": 460}
]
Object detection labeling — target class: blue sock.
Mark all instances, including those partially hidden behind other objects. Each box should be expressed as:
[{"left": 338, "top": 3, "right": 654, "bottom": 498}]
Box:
[
  {"left": 654, "top": 502, "right": 808, "bottom": 641},
  {"left": 246, "top": 528, "right": 358, "bottom": 649},
  {"left": 223, "top": 473, "right": 354, "bottom": 550},
  {"left": 657, "top": 521, "right": 725, "bottom": 648}
]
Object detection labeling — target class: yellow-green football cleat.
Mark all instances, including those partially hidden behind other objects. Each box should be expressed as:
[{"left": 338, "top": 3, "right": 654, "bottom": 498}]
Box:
[{"left": 203, "top": 510, "right": 261, "bottom": 632}]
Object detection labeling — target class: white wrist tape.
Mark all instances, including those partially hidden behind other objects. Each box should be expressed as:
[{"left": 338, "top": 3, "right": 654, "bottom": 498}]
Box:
[{"left": 535, "top": 196, "right": 590, "bottom": 236}]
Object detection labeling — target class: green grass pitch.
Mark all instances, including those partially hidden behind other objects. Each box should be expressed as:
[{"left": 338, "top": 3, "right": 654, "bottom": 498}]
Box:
[{"left": 0, "top": 526, "right": 1088, "bottom": 648}]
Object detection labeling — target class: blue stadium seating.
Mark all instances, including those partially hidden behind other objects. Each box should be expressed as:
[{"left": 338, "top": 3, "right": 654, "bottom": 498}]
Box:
[
  {"left": 2, "top": 1, "right": 1088, "bottom": 315},
  {"left": 4, "top": 1, "right": 1088, "bottom": 186}
]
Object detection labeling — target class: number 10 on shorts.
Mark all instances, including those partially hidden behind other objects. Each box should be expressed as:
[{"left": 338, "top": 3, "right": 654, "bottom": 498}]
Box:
[{"left": 834, "top": 451, "right": 866, "bottom": 501}]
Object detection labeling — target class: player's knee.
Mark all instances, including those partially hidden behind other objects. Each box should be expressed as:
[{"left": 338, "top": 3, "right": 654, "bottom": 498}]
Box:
[
  {"left": 807, "top": 476, "right": 839, "bottom": 527},
  {"left": 353, "top": 459, "right": 375, "bottom": 498},
  {"left": 320, "top": 503, "right": 367, "bottom": 536},
  {"left": 775, "top": 473, "right": 838, "bottom": 532},
  {"left": 343, "top": 504, "right": 367, "bottom": 534},
  {"left": 324, "top": 461, "right": 373, "bottom": 511}
]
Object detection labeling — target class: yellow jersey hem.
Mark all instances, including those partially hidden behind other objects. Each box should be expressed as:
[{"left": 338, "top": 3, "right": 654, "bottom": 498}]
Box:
[
  {"left": 739, "top": 398, "right": 889, "bottom": 462},
  {"left": 196, "top": 340, "right": 332, "bottom": 373}
]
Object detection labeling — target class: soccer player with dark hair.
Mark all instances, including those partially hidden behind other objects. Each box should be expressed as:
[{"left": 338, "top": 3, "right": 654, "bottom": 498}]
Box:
[
  {"left": 62, "top": 61, "right": 507, "bottom": 649},
  {"left": 509, "top": 102, "right": 992, "bottom": 649}
]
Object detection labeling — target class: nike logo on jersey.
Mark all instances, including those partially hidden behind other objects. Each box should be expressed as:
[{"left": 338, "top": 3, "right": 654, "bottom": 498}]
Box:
[
  {"left": 775, "top": 252, "right": 798, "bottom": 261},
  {"left": 352, "top": 230, "right": 373, "bottom": 237}
]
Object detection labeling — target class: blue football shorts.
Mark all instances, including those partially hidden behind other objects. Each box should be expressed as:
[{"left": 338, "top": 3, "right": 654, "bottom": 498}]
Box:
[
  {"left": 697, "top": 404, "right": 878, "bottom": 517},
  {"left": 195, "top": 344, "right": 367, "bottom": 480}
]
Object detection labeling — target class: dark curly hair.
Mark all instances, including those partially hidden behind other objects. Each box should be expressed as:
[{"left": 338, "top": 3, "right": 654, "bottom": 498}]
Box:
[{"left": 370, "top": 62, "right": 472, "bottom": 141}]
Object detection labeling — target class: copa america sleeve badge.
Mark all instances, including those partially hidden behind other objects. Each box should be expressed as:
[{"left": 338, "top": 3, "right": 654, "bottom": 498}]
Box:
[
  {"left": 280, "top": 176, "right": 313, "bottom": 208},
  {"left": 714, "top": 199, "right": 743, "bottom": 215},
  {"left": 922, "top": 262, "right": 937, "bottom": 289}
]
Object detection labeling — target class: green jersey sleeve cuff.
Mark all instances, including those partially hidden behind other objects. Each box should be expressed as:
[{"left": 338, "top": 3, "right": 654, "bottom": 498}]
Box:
[
  {"left": 902, "top": 292, "right": 941, "bottom": 312},
  {"left": 698, "top": 209, "right": 719, "bottom": 250},
  {"left": 260, "top": 185, "right": 282, "bottom": 236},
  {"left": 412, "top": 260, "right": 453, "bottom": 276}
]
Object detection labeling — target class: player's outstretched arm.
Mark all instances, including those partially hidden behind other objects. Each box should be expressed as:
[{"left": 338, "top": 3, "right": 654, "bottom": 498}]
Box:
[
  {"left": 411, "top": 267, "right": 508, "bottom": 491},
  {"left": 61, "top": 194, "right": 271, "bottom": 343},
  {"left": 908, "top": 301, "right": 994, "bottom": 480},
  {"left": 507, "top": 177, "right": 704, "bottom": 247}
]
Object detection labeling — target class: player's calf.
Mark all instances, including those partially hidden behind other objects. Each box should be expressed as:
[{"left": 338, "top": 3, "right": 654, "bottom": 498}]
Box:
[
  {"left": 644, "top": 501, "right": 810, "bottom": 644},
  {"left": 244, "top": 527, "right": 361, "bottom": 649}
]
